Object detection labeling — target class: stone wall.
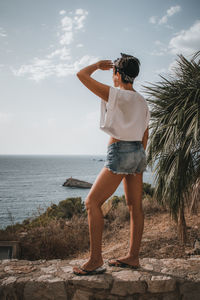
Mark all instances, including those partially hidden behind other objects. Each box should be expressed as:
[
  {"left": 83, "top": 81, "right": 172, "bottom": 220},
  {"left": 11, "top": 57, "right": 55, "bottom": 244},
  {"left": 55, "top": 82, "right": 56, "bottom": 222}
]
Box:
[{"left": 0, "top": 257, "right": 200, "bottom": 299}]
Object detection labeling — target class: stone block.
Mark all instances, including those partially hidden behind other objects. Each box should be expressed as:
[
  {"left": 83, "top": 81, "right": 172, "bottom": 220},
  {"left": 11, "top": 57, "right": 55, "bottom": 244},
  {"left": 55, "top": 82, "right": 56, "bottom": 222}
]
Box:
[
  {"left": 24, "top": 280, "right": 67, "bottom": 300},
  {"left": 138, "top": 294, "right": 163, "bottom": 300},
  {"left": 110, "top": 270, "right": 146, "bottom": 296},
  {"left": 72, "top": 289, "right": 93, "bottom": 300},
  {"left": 179, "top": 281, "right": 200, "bottom": 300},
  {"left": 70, "top": 274, "right": 112, "bottom": 290},
  {"left": 40, "top": 265, "right": 58, "bottom": 274},
  {"left": 162, "top": 292, "right": 181, "bottom": 300},
  {"left": 0, "top": 276, "right": 25, "bottom": 300},
  {"left": 147, "top": 275, "right": 176, "bottom": 293}
]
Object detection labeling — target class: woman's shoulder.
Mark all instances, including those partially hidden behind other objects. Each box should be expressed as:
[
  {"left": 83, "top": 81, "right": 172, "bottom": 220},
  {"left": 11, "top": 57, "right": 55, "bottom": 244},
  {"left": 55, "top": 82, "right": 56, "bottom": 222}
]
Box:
[
  {"left": 118, "top": 88, "right": 146, "bottom": 102},
  {"left": 109, "top": 87, "right": 148, "bottom": 107}
]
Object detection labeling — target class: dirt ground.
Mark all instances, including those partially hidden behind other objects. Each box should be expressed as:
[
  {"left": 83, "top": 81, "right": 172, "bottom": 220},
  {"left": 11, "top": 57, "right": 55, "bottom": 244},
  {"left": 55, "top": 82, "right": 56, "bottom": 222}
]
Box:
[{"left": 70, "top": 209, "right": 200, "bottom": 261}]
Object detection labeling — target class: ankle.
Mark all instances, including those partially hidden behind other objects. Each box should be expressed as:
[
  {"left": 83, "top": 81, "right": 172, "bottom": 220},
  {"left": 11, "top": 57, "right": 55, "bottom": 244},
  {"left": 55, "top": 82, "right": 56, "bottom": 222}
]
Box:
[
  {"left": 127, "top": 254, "right": 139, "bottom": 260},
  {"left": 89, "top": 257, "right": 103, "bottom": 263}
]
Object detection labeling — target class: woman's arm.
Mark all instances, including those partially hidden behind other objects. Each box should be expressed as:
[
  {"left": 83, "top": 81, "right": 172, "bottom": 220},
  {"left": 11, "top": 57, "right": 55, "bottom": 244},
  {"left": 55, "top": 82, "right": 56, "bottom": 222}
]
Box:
[
  {"left": 76, "top": 60, "right": 113, "bottom": 102},
  {"left": 142, "top": 127, "right": 149, "bottom": 150}
]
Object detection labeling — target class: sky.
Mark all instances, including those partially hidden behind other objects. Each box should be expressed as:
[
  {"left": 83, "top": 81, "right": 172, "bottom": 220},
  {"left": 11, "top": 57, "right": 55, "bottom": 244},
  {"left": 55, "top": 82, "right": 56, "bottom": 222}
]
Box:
[{"left": 0, "top": 0, "right": 200, "bottom": 155}]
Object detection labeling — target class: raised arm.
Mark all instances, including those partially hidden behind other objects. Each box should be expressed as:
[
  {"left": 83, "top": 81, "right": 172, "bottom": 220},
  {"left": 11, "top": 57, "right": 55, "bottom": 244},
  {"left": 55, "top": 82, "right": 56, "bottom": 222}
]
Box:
[{"left": 76, "top": 60, "right": 113, "bottom": 102}]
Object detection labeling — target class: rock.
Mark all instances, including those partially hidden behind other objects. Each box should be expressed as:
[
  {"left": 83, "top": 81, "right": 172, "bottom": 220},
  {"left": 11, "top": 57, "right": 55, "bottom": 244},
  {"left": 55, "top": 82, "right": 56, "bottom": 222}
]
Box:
[
  {"left": 23, "top": 280, "right": 67, "bottom": 300},
  {"left": 72, "top": 289, "right": 93, "bottom": 300},
  {"left": 110, "top": 270, "right": 146, "bottom": 295},
  {"left": 179, "top": 281, "right": 200, "bottom": 300},
  {"left": 92, "top": 158, "right": 105, "bottom": 162},
  {"left": 0, "top": 257, "right": 200, "bottom": 299},
  {"left": 147, "top": 275, "right": 176, "bottom": 293},
  {"left": 63, "top": 177, "right": 92, "bottom": 188}
]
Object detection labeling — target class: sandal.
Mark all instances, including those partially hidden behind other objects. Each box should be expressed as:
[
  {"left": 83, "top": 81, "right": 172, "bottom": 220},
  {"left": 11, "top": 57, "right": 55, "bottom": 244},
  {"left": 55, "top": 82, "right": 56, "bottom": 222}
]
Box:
[
  {"left": 73, "top": 265, "right": 107, "bottom": 276},
  {"left": 108, "top": 259, "right": 140, "bottom": 269}
]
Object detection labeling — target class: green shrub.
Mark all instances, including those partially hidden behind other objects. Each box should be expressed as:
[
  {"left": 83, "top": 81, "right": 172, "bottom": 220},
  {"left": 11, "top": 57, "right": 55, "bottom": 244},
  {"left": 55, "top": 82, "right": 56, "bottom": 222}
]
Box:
[
  {"left": 46, "top": 197, "right": 86, "bottom": 220},
  {"left": 143, "top": 182, "right": 154, "bottom": 197}
]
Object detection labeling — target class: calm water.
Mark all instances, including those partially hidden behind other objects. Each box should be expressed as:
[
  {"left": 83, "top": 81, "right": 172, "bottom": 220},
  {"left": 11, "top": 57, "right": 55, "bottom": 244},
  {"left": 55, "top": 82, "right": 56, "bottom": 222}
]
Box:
[{"left": 0, "top": 155, "right": 155, "bottom": 229}]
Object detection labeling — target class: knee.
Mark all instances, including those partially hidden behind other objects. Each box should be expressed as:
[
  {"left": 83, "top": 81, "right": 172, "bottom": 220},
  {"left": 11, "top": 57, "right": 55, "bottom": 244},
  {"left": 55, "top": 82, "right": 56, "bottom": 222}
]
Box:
[
  {"left": 85, "top": 196, "right": 97, "bottom": 211},
  {"left": 85, "top": 197, "right": 91, "bottom": 211}
]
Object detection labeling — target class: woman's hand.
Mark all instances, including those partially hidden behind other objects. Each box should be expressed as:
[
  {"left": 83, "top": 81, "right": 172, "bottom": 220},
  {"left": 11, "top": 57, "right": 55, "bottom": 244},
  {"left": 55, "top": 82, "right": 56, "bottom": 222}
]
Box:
[{"left": 97, "top": 60, "right": 114, "bottom": 70}]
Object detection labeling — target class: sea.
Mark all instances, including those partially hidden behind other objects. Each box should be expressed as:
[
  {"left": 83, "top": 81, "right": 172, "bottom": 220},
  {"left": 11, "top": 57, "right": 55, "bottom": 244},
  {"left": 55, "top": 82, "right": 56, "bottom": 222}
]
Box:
[{"left": 0, "top": 155, "right": 155, "bottom": 230}]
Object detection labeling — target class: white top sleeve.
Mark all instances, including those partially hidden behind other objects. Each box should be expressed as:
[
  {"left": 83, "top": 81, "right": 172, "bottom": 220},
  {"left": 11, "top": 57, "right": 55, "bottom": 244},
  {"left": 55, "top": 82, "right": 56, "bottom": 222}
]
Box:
[
  {"left": 106, "top": 86, "right": 119, "bottom": 110},
  {"left": 100, "top": 86, "right": 118, "bottom": 133}
]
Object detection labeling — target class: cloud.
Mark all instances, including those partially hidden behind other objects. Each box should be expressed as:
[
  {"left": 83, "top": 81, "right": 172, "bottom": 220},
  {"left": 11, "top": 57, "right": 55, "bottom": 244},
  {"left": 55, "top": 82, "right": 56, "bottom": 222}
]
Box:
[
  {"left": 11, "top": 8, "right": 97, "bottom": 81},
  {"left": 150, "top": 40, "right": 168, "bottom": 56},
  {"left": 155, "top": 46, "right": 199, "bottom": 80},
  {"left": 150, "top": 20, "right": 200, "bottom": 58},
  {"left": 58, "top": 8, "right": 88, "bottom": 46},
  {"left": 149, "top": 5, "right": 181, "bottom": 26},
  {"left": 74, "top": 9, "right": 88, "bottom": 30},
  {"left": 0, "top": 27, "right": 7, "bottom": 37},
  {"left": 60, "top": 31, "right": 73, "bottom": 45},
  {"left": 168, "top": 20, "right": 200, "bottom": 56},
  {"left": 155, "top": 60, "right": 183, "bottom": 78},
  {"left": 159, "top": 5, "right": 181, "bottom": 25},
  {"left": 149, "top": 16, "right": 157, "bottom": 24},
  {"left": 61, "top": 16, "right": 73, "bottom": 31},
  {"left": 46, "top": 47, "right": 71, "bottom": 60},
  {"left": 59, "top": 10, "right": 66, "bottom": 15},
  {"left": 167, "top": 60, "right": 180, "bottom": 74},
  {"left": 12, "top": 55, "right": 99, "bottom": 81},
  {"left": 12, "top": 58, "right": 53, "bottom": 81}
]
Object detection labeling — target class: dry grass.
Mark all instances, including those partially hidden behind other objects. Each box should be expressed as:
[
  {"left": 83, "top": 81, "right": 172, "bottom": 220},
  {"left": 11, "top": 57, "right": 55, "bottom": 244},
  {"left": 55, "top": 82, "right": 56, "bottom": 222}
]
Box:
[
  {"left": 20, "top": 215, "right": 90, "bottom": 260},
  {"left": 1, "top": 189, "right": 199, "bottom": 261}
]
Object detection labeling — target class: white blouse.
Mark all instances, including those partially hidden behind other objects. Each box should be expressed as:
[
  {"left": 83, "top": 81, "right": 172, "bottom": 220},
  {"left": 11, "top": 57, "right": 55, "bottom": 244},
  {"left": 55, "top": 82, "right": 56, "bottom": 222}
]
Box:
[{"left": 100, "top": 86, "right": 150, "bottom": 141}]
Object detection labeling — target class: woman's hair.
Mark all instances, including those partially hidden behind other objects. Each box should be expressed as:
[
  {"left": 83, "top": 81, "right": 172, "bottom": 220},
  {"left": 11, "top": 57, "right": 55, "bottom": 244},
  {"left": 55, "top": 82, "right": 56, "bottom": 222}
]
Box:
[{"left": 113, "top": 53, "right": 140, "bottom": 84}]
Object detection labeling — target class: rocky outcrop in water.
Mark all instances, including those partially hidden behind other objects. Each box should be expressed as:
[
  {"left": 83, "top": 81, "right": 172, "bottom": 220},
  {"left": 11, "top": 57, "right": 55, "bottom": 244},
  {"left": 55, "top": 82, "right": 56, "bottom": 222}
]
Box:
[{"left": 63, "top": 177, "right": 92, "bottom": 188}]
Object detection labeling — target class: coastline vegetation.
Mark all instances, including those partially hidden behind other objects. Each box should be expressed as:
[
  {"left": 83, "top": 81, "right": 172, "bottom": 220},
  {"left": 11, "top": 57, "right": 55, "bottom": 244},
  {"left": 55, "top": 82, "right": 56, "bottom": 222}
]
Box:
[{"left": 0, "top": 182, "right": 159, "bottom": 260}]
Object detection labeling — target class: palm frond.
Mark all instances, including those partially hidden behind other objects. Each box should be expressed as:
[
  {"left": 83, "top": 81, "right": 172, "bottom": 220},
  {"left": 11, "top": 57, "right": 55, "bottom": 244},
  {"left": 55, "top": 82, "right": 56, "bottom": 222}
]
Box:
[{"left": 141, "top": 50, "right": 200, "bottom": 217}]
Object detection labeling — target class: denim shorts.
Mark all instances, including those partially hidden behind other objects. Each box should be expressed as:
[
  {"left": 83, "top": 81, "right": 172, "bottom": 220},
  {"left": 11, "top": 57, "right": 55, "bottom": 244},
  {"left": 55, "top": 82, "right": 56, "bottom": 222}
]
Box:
[{"left": 104, "top": 141, "right": 147, "bottom": 176}]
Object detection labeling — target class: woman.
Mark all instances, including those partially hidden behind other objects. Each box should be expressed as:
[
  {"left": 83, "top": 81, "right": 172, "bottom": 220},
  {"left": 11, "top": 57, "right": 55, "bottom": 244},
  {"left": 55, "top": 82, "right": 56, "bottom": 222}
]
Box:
[{"left": 73, "top": 53, "right": 150, "bottom": 276}]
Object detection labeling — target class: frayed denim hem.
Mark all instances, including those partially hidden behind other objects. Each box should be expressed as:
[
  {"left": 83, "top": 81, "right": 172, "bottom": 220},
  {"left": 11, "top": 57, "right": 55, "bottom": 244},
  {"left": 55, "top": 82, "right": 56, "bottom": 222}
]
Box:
[{"left": 104, "top": 165, "right": 139, "bottom": 176}]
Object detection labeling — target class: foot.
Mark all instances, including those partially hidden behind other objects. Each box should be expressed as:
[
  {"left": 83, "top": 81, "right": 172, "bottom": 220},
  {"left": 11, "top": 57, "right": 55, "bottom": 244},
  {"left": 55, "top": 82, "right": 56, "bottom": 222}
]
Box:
[
  {"left": 108, "top": 255, "right": 140, "bottom": 268},
  {"left": 81, "top": 258, "right": 104, "bottom": 271},
  {"left": 73, "top": 258, "right": 104, "bottom": 275}
]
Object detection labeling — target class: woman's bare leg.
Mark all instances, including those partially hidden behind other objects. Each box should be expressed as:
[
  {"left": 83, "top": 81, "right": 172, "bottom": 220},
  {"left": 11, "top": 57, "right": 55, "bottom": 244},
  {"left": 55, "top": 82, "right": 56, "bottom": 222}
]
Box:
[
  {"left": 115, "top": 172, "right": 144, "bottom": 266},
  {"left": 73, "top": 166, "right": 125, "bottom": 273}
]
